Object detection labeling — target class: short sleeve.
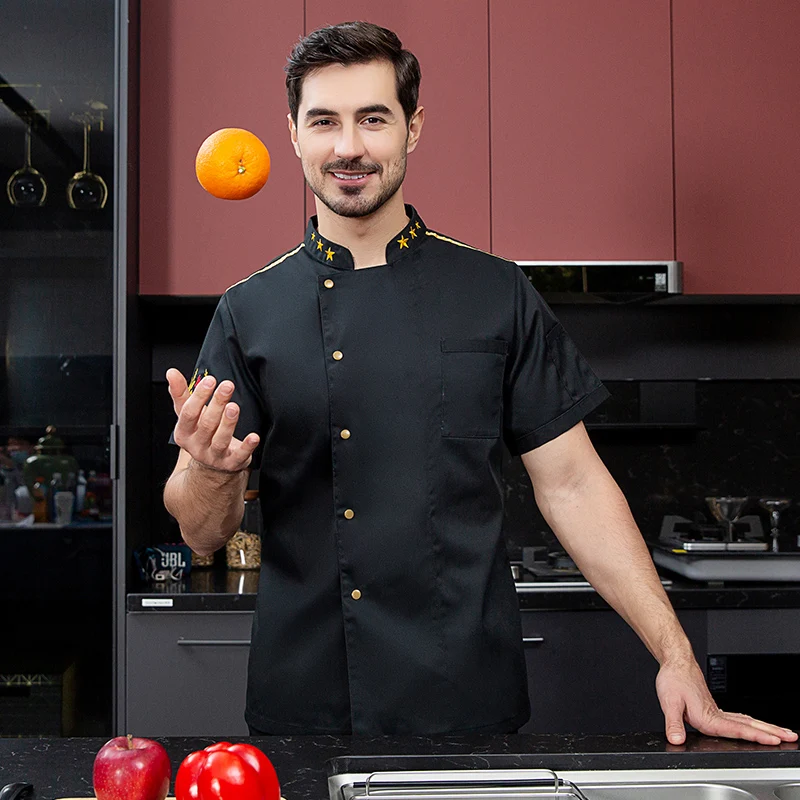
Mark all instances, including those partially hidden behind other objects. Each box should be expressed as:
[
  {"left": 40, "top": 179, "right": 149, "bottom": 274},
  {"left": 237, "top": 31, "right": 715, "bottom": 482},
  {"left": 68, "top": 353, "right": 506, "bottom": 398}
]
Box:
[
  {"left": 168, "top": 294, "right": 265, "bottom": 469},
  {"left": 503, "top": 268, "right": 610, "bottom": 456}
]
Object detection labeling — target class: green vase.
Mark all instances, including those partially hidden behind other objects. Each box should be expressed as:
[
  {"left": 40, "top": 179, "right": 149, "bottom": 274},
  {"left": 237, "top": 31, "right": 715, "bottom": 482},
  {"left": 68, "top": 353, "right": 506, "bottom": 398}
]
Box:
[{"left": 23, "top": 425, "right": 80, "bottom": 495}]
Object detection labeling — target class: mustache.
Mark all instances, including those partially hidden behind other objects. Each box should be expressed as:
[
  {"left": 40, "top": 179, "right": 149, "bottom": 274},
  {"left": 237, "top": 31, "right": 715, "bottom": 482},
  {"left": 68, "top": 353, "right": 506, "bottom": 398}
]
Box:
[{"left": 324, "top": 161, "right": 381, "bottom": 173}]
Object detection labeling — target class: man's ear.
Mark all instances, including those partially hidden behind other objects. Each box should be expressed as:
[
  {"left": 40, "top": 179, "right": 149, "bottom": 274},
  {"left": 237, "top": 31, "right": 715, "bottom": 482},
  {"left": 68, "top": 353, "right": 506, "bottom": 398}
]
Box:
[
  {"left": 288, "top": 113, "right": 302, "bottom": 158},
  {"left": 406, "top": 106, "right": 425, "bottom": 155}
]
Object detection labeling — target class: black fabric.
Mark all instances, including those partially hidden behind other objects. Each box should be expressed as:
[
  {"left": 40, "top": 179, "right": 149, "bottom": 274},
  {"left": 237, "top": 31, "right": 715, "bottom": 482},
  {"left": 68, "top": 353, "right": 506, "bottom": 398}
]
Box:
[{"left": 171, "top": 205, "right": 609, "bottom": 735}]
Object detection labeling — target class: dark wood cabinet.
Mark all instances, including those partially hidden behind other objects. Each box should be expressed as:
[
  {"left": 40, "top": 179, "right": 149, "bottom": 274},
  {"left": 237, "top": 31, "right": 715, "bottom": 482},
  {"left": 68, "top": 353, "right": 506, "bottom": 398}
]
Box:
[
  {"left": 519, "top": 609, "right": 708, "bottom": 734},
  {"left": 126, "top": 611, "right": 252, "bottom": 736},
  {"left": 673, "top": 0, "right": 800, "bottom": 294},
  {"left": 489, "top": 0, "right": 674, "bottom": 262},
  {"left": 138, "top": 0, "right": 305, "bottom": 295}
]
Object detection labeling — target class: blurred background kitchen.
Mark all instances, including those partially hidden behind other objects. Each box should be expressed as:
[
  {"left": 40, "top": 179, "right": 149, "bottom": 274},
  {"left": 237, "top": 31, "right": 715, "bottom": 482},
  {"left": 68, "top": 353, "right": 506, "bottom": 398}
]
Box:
[{"left": 2, "top": 0, "right": 799, "bottom": 739}]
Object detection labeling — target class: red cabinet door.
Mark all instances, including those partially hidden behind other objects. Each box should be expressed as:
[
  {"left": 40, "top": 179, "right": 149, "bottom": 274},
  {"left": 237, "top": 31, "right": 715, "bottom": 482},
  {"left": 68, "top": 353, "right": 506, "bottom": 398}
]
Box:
[
  {"left": 139, "top": 0, "right": 305, "bottom": 295},
  {"left": 490, "top": 0, "right": 674, "bottom": 261},
  {"left": 673, "top": 0, "right": 800, "bottom": 294},
  {"left": 303, "top": 1, "right": 491, "bottom": 251}
]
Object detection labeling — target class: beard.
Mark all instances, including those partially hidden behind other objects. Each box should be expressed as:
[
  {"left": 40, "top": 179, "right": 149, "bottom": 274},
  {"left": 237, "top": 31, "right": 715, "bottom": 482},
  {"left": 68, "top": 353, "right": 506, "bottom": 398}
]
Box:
[{"left": 302, "top": 149, "right": 408, "bottom": 219}]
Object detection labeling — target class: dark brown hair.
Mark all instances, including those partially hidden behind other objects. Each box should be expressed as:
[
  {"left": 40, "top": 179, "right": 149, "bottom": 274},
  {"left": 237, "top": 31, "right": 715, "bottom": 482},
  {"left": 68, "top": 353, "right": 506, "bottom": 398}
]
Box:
[{"left": 285, "top": 21, "right": 421, "bottom": 126}]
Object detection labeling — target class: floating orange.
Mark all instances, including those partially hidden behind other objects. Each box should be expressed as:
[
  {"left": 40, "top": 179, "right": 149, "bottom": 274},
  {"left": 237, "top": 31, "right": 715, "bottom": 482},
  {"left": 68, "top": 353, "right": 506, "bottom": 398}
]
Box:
[{"left": 195, "top": 128, "right": 271, "bottom": 200}]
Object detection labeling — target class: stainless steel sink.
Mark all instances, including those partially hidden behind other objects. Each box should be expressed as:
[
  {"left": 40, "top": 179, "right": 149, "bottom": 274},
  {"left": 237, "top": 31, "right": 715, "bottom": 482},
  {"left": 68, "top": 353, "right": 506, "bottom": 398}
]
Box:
[{"left": 329, "top": 767, "right": 800, "bottom": 800}]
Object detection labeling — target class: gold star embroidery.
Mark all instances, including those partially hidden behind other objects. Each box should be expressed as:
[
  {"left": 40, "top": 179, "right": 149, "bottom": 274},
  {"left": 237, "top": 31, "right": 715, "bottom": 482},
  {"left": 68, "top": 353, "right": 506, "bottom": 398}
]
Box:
[
  {"left": 415, "top": 221, "right": 421, "bottom": 229},
  {"left": 325, "top": 248, "right": 335, "bottom": 261},
  {"left": 397, "top": 235, "right": 409, "bottom": 249},
  {"left": 317, "top": 239, "right": 324, "bottom": 251},
  {"left": 187, "top": 367, "right": 208, "bottom": 394},
  {"left": 311, "top": 232, "right": 316, "bottom": 240},
  {"left": 409, "top": 227, "right": 417, "bottom": 239}
]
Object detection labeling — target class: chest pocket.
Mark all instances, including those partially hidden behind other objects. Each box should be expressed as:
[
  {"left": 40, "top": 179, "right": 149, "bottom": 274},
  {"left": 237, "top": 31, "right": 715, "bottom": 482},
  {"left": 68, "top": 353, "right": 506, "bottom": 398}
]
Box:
[{"left": 441, "top": 338, "right": 508, "bottom": 438}]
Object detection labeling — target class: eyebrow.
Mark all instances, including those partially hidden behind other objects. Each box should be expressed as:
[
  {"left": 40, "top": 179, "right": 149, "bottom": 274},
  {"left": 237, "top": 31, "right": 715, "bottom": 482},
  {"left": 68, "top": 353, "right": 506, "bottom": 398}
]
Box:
[{"left": 304, "top": 104, "right": 395, "bottom": 121}]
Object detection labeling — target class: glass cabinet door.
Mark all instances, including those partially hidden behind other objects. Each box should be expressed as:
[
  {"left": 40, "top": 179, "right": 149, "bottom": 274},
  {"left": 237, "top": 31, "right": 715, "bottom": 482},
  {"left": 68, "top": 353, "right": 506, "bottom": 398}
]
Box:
[{"left": 0, "top": 0, "right": 117, "bottom": 736}]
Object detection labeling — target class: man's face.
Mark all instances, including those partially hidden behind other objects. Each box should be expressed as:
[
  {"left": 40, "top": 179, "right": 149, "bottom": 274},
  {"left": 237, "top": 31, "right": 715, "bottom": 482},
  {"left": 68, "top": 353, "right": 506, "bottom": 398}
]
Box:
[{"left": 289, "top": 60, "right": 423, "bottom": 218}]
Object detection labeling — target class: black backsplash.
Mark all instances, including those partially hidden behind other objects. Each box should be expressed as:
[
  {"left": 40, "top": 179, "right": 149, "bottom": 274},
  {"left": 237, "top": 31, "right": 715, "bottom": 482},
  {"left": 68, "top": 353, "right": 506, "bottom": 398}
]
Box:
[
  {"left": 145, "top": 300, "right": 800, "bottom": 556},
  {"left": 500, "top": 379, "right": 800, "bottom": 557}
]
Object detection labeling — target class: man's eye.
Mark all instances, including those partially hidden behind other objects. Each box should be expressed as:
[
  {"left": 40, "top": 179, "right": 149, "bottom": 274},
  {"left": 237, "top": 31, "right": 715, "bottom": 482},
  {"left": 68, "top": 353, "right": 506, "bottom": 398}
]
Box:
[
  {"left": 312, "top": 119, "right": 333, "bottom": 127},
  {"left": 363, "top": 117, "right": 384, "bottom": 125}
]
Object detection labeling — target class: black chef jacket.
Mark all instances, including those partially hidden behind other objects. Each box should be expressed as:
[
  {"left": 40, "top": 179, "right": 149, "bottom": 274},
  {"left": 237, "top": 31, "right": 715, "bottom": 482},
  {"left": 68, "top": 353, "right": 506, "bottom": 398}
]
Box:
[{"left": 172, "top": 204, "right": 610, "bottom": 735}]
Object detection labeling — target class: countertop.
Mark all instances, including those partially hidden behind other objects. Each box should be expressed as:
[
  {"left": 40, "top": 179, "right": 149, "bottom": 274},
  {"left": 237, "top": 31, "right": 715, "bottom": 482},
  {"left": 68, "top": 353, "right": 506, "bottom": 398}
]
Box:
[
  {"left": 2, "top": 734, "right": 800, "bottom": 800},
  {"left": 127, "top": 567, "right": 800, "bottom": 612}
]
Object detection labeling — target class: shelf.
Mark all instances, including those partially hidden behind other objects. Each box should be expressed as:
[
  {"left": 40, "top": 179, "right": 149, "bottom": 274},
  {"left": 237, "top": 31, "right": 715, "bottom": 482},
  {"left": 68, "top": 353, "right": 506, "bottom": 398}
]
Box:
[
  {"left": 0, "top": 425, "right": 110, "bottom": 439},
  {"left": 0, "top": 229, "right": 113, "bottom": 259},
  {"left": 0, "top": 520, "right": 112, "bottom": 530}
]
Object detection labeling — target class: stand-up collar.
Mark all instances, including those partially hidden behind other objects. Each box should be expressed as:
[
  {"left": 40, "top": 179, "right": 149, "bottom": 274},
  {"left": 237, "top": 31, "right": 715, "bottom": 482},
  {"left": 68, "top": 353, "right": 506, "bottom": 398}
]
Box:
[{"left": 304, "top": 204, "right": 427, "bottom": 270}]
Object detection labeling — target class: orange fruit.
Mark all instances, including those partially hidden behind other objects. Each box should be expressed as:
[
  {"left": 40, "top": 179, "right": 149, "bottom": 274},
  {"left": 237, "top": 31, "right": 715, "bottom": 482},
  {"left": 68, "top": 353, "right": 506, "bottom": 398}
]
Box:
[{"left": 195, "top": 128, "right": 271, "bottom": 200}]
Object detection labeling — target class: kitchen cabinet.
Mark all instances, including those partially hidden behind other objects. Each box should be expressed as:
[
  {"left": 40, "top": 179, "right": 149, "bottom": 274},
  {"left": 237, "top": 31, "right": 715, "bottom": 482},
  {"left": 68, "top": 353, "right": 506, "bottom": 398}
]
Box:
[
  {"left": 304, "top": 0, "right": 491, "bottom": 251},
  {"left": 126, "top": 611, "right": 253, "bottom": 736},
  {"left": 489, "top": 0, "right": 674, "bottom": 262},
  {"left": 519, "top": 609, "right": 707, "bottom": 734},
  {"left": 138, "top": 0, "right": 305, "bottom": 295},
  {"left": 673, "top": 1, "right": 800, "bottom": 294}
]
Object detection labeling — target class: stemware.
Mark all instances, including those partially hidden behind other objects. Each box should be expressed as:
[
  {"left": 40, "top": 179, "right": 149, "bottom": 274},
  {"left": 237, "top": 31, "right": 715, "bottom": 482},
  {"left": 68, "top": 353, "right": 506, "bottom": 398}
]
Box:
[
  {"left": 67, "top": 120, "right": 108, "bottom": 209},
  {"left": 6, "top": 121, "right": 47, "bottom": 207},
  {"left": 705, "top": 496, "right": 748, "bottom": 543},
  {"left": 758, "top": 497, "right": 792, "bottom": 553}
]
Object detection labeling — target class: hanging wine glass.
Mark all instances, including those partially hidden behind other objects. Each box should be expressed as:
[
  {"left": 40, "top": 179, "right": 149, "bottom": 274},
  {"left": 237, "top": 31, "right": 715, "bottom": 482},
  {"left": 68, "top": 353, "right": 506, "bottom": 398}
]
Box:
[
  {"left": 67, "top": 120, "right": 107, "bottom": 210},
  {"left": 6, "top": 121, "right": 47, "bottom": 207}
]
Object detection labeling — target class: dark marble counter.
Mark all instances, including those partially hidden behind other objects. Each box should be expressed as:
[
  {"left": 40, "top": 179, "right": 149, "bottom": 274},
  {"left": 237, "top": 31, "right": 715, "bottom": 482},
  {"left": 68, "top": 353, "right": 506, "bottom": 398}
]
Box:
[
  {"left": 2, "top": 734, "right": 800, "bottom": 800},
  {"left": 127, "top": 567, "right": 800, "bottom": 613}
]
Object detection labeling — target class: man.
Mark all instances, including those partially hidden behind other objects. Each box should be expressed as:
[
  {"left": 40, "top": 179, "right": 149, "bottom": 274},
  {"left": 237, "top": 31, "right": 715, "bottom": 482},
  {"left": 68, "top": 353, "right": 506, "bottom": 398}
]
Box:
[{"left": 165, "top": 21, "right": 795, "bottom": 743}]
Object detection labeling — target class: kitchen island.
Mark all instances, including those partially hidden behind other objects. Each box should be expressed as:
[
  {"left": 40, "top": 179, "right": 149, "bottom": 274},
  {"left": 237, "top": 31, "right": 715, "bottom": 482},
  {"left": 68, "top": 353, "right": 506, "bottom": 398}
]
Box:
[{"left": 1, "top": 734, "right": 800, "bottom": 800}]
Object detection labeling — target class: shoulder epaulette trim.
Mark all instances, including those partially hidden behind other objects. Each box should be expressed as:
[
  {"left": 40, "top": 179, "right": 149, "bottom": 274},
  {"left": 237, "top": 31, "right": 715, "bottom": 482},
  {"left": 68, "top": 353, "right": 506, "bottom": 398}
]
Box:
[
  {"left": 424, "top": 231, "right": 516, "bottom": 264},
  {"left": 225, "top": 243, "right": 305, "bottom": 291}
]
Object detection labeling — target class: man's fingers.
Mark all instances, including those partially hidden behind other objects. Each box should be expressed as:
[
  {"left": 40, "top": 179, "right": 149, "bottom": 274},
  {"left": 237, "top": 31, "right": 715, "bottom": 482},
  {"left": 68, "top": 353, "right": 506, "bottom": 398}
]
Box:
[
  {"left": 196, "top": 380, "right": 235, "bottom": 442},
  {"left": 694, "top": 711, "right": 796, "bottom": 745},
  {"left": 209, "top": 401, "right": 241, "bottom": 458},
  {"left": 661, "top": 694, "right": 687, "bottom": 745},
  {"left": 174, "top": 374, "right": 220, "bottom": 441},
  {"left": 166, "top": 368, "right": 190, "bottom": 415}
]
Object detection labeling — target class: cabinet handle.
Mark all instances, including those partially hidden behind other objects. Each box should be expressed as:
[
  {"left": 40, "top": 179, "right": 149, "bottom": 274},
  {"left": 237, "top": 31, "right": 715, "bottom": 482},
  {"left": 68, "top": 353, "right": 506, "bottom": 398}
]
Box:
[
  {"left": 177, "top": 639, "right": 251, "bottom": 646},
  {"left": 522, "top": 636, "right": 545, "bottom": 645}
]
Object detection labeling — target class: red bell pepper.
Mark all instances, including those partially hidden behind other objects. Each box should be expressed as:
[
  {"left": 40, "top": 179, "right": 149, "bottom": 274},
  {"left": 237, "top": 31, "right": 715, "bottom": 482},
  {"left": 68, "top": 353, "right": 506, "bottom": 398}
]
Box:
[{"left": 175, "top": 742, "right": 280, "bottom": 800}]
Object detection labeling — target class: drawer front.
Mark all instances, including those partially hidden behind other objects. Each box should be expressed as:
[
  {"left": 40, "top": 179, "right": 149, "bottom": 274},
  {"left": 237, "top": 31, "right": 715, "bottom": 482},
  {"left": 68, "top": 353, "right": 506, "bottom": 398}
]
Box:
[
  {"left": 519, "top": 609, "right": 706, "bottom": 734},
  {"left": 708, "top": 609, "right": 800, "bottom": 654},
  {"left": 126, "top": 611, "right": 253, "bottom": 736}
]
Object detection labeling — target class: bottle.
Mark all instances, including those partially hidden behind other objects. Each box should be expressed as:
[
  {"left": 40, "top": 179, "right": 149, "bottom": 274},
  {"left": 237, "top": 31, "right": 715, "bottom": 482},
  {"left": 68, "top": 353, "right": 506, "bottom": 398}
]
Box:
[
  {"left": 83, "top": 470, "right": 99, "bottom": 518},
  {"left": 75, "top": 469, "right": 87, "bottom": 513},
  {"left": 49, "top": 472, "right": 64, "bottom": 521},
  {"left": 32, "top": 476, "right": 48, "bottom": 523},
  {"left": 225, "top": 489, "right": 262, "bottom": 570},
  {"left": 13, "top": 484, "right": 33, "bottom": 520}
]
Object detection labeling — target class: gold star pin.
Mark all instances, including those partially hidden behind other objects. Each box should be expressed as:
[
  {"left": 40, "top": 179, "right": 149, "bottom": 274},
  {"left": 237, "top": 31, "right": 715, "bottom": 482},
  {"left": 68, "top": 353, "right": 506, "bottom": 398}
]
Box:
[
  {"left": 415, "top": 221, "right": 421, "bottom": 230},
  {"left": 409, "top": 227, "right": 417, "bottom": 238},
  {"left": 317, "top": 239, "right": 324, "bottom": 251},
  {"left": 311, "top": 232, "right": 316, "bottom": 240},
  {"left": 397, "top": 235, "right": 409, "bottom": 249},
  {"left": 325, "top": 247, "right": 335, "bottom": 261}
]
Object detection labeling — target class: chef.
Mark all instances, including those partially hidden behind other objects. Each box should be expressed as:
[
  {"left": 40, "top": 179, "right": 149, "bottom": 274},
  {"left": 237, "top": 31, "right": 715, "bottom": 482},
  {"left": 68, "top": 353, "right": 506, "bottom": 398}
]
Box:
[{"left": 165, "top": 20, "right": 796, "bottom": 744}]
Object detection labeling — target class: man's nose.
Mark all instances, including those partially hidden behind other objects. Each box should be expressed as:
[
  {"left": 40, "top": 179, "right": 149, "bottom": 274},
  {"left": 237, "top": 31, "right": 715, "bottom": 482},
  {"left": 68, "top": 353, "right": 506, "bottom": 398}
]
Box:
[{"left": 333, "top": 122, "right": 366, "bottom": 161}]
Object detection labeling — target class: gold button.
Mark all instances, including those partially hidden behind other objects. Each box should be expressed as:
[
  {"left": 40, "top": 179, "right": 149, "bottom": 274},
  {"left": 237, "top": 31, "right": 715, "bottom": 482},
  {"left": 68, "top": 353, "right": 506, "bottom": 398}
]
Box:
[
  {"left": 344, "top": 508, "right": 355, "bottom": 519},
  {"left": 332, "top": 350, "right": 343, "bottom": 361},
  {"left": 351, "top": 589, "right": 362, "bottom": 600},
  {"left": 340, "top": 429, "right": 351, "bottom": 439},
  {"left": 324, "top": 279, "right": 334, "bottom": 288}
]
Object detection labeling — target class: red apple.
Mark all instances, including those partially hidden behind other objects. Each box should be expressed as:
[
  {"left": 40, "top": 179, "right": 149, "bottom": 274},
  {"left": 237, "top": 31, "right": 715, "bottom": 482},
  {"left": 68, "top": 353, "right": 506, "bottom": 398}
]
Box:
[{"left": 93, "top": 734, "right": 171, "bottom": 800}]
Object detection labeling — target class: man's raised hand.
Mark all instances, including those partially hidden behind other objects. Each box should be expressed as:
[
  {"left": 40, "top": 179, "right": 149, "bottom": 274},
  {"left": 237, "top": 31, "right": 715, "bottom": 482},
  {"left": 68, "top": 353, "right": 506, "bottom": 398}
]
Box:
[{"left": 166, "top": 368, "right": 259, "bottom": 473}]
